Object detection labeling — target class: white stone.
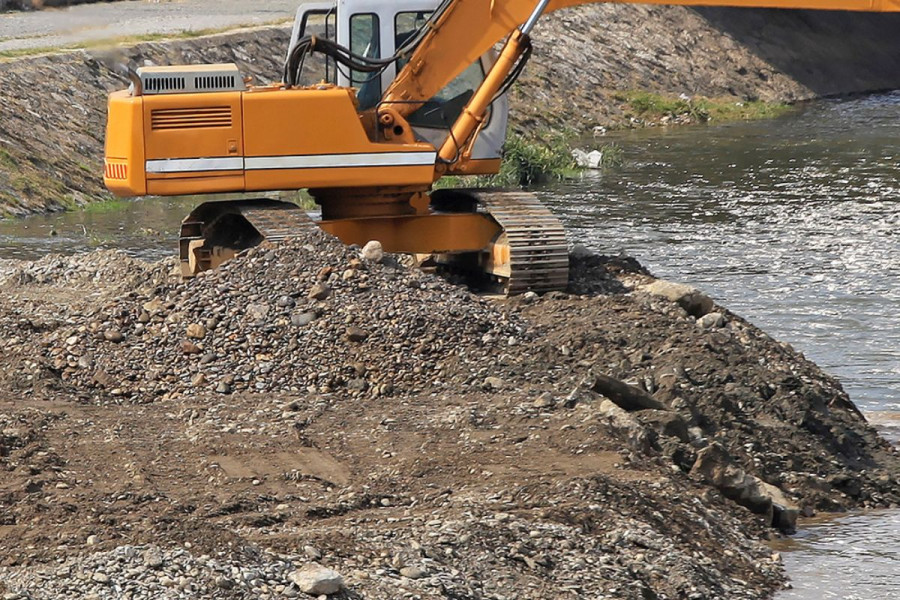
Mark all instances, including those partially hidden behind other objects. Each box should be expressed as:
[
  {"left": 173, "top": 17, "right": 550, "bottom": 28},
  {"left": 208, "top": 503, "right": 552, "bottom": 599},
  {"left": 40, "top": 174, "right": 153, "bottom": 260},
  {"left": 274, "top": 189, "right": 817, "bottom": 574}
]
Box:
[
  {"left": 360, "top": 240, "right": 384, "bottom": 263},
  {"left": 288, "top": 564, "right": 344, "bottom": 596},
  {"left": 696, "top": 312, "right": 725, "bottom": 329},
  {"left": 641, "top": 279, "right": 714, "bottom": 317},
  {"left": 572, "top": 148, "right": 605, "bottom": 169}
]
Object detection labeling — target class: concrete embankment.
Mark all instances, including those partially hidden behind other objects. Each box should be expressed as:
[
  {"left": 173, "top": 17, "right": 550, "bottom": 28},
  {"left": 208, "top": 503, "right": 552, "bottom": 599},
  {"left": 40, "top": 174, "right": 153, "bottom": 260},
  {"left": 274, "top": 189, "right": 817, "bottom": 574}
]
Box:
[{"left": 1, "top": 5, "right": 900, "bottom": 216}]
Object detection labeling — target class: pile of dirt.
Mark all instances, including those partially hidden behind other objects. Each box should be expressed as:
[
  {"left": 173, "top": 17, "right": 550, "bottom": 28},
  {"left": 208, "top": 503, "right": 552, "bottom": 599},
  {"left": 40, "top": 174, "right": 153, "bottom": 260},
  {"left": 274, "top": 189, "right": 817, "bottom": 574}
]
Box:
[
  {"left": 0, "top": 238, "right": 898, "bottom": 599},
  {"left": 2, "top": 231, "right": 529, "bottom": 401}
]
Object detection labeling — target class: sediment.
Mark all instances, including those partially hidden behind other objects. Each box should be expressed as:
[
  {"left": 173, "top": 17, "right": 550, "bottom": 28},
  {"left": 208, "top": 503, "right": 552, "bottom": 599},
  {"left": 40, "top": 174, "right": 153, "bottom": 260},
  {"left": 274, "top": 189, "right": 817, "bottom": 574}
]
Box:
[{"left": 0, "top": 234, "right": 897, "bottom": 599}]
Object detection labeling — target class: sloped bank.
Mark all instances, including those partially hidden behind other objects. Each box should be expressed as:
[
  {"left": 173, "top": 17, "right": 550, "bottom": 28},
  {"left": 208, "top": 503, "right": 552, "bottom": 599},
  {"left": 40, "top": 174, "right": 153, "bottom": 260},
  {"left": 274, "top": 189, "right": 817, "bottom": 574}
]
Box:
[
  {"left": 0, "top": 234, "right": 897, "bottom": 598},
  {"left": 1, "top": 5, "right": 900, "bottom": 216}
]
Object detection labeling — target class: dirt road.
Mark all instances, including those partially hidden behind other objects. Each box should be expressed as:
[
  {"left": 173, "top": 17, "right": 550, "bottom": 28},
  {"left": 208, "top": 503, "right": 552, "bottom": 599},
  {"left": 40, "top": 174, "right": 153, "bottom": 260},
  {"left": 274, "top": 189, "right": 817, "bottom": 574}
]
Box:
[{"left": 0, "top": 0, "right": 299, "bottom": 54}]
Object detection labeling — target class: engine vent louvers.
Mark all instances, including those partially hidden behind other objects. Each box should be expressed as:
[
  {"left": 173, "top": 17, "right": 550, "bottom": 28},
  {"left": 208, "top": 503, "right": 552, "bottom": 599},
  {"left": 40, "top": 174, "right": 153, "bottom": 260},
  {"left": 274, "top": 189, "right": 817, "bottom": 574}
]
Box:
[
  {"left": 151, "top": 107, "right": 233, "bottom": 130},
  {"left": 195, "top": 75, "right": 237, "bottom": 91},
  {"left": 137, "top": 64, "right": 244, "bottom": 95},
  {"left": 144, "top": 76, "right": 187, "bottom": 93}
]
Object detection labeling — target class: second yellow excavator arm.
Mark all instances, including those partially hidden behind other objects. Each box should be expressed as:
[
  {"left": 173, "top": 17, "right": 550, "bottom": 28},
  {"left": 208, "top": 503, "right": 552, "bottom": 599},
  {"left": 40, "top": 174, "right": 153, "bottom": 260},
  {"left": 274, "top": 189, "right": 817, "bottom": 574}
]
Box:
[{"left": 379, "top": 0, "right": 898, "bottom": 167}]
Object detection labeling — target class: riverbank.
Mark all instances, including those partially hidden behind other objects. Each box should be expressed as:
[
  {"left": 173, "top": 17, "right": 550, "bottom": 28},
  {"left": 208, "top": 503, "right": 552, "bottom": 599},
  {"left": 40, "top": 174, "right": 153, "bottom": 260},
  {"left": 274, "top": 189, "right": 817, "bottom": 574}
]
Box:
[
  {"left": 0, "top": 232, "right": 898, "bottom": 598},
  {"left": 1, "top": 4, "right": 900, "bottom": 216}
]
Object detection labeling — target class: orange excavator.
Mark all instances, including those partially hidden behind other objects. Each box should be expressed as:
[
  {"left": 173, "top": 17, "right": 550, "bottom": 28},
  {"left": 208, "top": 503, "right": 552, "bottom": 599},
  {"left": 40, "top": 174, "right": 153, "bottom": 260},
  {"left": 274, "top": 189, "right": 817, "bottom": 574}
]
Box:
[{"left": 103, "top": 0, "right": 899, "bottom": 294}]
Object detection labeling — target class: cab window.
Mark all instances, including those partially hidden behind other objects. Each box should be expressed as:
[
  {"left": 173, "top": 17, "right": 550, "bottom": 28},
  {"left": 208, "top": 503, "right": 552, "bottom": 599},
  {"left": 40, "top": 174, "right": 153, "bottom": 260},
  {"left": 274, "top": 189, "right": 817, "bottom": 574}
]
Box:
[
  {"left": 395, "top": 11, "right": 431, "bottom": 70},
  {"left": 350, "top": 13, "right": 381, "bottom": 109},
  {"left": 394, "top": 11, "right": 489, "bottom": 129},
  {"left": 408, "top": 61, "right": 488, "bottom": 129}
]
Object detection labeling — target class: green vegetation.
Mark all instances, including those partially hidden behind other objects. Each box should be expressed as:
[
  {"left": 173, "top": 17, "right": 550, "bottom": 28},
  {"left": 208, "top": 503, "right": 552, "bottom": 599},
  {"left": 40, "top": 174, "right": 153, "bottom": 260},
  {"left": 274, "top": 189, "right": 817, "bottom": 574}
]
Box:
[
  {"left": 494, "top": 130, "right": 578, "bottom": 186},
  {"left": 81, "top": 198, "right": 133, "bottom": 214},
  {"left": 437, "top": 129, "right": 625, "bottom": 189},
  {"left": 0, "top": 147, "right": 19, "bottom": 168},
  {"left": 616, "top": 91, "right": 792, "bottom": 124}
]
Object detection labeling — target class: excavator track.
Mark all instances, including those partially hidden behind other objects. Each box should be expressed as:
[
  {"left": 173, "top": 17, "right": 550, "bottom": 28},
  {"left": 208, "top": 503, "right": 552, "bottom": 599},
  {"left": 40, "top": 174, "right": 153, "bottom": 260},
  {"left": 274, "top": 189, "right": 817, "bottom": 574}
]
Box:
[
  {"left": 179, "top": 199, "right": 316, "bottom": 276},
  {"left": 474, "top": 190, "right": 569, "bottom": 294},
  {"left": 179, "top": 193, "right": 568, "bottom": 296},
  {"left": 430, "top": 189, "right": 569, "bottom": 295}
]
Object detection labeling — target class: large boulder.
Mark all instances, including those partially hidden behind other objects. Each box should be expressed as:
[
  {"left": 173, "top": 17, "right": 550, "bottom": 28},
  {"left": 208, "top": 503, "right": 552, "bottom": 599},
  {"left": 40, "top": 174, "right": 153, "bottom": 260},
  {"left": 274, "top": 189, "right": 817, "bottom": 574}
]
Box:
[
  {"left": 289, "top": 564, "right": 345, "bottom": 596},
  {"left": 692, "top": 443, "right": 799, "bottom": 532},
  {"left": 641, "top": 280, "right": 714, "bottom": 317}
]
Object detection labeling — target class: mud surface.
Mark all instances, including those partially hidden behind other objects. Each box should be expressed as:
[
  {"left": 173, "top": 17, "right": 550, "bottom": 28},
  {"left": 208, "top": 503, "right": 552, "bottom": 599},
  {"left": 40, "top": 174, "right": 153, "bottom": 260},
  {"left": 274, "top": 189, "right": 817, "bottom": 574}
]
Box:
[{"left": 0, "top": 234, "right": 897, "bottom": 599}]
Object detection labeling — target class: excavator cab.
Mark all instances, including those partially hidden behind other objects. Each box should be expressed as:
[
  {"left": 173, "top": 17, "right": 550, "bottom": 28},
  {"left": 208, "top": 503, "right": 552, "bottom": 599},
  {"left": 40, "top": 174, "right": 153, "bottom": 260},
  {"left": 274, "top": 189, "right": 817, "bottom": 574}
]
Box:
[{"left": 289, "top": 0, "right": 508, "bottom": 164}]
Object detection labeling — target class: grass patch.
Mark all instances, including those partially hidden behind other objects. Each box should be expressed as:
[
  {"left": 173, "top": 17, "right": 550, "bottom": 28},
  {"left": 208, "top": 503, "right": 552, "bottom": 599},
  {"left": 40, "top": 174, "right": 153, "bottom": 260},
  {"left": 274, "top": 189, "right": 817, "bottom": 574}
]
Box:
[
  {"left": 616, "top": 91, "right": 792, "bottom": 124},
  {"left": 497, "top": 131, "right": 578, "bottom": 186},
  {"left": 81, "top": 198, "right": 134, "bottom": 214},
  {"left": 438, "top": 129, "right": 580, "bottom": 189},
  {"left": 0, "top": 147, "right": 19, "bottom": 168}
]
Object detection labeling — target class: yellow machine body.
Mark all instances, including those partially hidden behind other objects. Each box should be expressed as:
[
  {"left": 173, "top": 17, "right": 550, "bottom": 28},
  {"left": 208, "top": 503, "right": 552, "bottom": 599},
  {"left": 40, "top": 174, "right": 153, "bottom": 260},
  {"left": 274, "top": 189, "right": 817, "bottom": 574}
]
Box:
[{"left": 105, "top": 85, "right": 437, "bottom": 198}]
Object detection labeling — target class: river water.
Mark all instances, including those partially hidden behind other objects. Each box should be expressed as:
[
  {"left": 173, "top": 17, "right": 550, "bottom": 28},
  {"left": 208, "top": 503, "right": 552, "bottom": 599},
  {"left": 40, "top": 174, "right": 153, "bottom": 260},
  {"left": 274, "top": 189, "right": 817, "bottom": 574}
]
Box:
[{"left": 0, "top": 92, "right": 898, "bottom": 597}]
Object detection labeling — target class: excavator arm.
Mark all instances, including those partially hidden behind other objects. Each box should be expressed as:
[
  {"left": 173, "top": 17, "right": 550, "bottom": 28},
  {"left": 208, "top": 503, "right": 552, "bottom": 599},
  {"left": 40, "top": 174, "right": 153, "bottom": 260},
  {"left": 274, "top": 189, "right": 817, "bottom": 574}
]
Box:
[{"left": 380, "top": 0, "right": 899, "bottom": 168}]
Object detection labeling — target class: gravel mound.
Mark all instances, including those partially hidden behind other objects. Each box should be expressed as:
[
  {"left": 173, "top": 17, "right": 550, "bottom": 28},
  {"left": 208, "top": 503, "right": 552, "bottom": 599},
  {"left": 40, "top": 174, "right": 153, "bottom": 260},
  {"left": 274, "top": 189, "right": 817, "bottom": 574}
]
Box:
[{"left": 30, "top": 229, "right": 527, "bottom": 402}]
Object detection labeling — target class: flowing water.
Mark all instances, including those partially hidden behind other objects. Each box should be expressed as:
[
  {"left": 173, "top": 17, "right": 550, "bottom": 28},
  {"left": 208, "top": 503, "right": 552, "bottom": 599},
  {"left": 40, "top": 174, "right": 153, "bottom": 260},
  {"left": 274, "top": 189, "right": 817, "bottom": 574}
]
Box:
[{"left": 0, "top": 92, "right": 898, "bottom": 596}]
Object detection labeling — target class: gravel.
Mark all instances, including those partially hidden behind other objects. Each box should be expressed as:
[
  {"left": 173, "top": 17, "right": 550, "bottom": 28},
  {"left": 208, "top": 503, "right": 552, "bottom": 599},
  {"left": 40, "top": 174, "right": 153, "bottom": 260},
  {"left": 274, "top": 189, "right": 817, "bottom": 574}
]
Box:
[
  {"left": 0, "top": 236, "right": 898, "bottom": 600},
  {"left": 4, "top": 229, "right": 528, "bottom": 402}
]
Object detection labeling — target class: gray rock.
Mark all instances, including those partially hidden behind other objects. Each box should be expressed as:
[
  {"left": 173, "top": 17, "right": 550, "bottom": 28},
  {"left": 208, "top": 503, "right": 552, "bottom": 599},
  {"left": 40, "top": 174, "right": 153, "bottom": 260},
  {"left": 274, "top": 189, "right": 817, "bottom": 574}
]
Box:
[
  {"left": 399, "top": 566, "right": 428, "bottom": 579},
  {"left": 292, "top": 312, "right": 317, "bottom": 327},
  {"left": 186, "top": 323, "right": 207, "bottom": 339},
  {"left": 360, "top": 240, "right": 384, "bottom": 263},
  {"left": 288, "top": 564, "right": 344, "bottom": 596},
  {"left": 483, "top": 376, "right": 505, "bottom": 391},
  {"left": 91, "top": 572, "right": 109, "bottom": 584},
  {"left": 143, "top": 548, "right": 164, "bottom": 568},
  {"left": 636, "top": 409, "right": 689, "bottom": 442},
  {"left": 346, "top": 327, "right": 368, "bottom": 343},
  {"left": 692, "top": 443, "right": 799, "bottom": 531},
  {"left": 697, "top": 312, "right": 725, "bottom": 329},
  {"left": 103, "top": 329, "right": 124, "bottom": 343},
  {"left": 308, "top": 283, "right": 331, "bottom": 301},
  {"left": 589, "top": 373, "right": 668, "bottom": 411},
  {"left": 641, "top": 280, "right": 714, "bottom": 317},
  {"left": 533, "top": 392, "right": 555, "bottom": 409},
  {"left": 247, "top": 302, "right": 271, "bottom": 320},
  {"left": 277, "top": 295, "right": 296, "bottom": 308}
]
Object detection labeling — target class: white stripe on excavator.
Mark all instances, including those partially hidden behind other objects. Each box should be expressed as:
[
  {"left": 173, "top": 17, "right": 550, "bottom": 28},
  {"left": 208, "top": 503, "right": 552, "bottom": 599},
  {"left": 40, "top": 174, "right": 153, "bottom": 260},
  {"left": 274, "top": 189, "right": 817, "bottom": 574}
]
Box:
[
  {"left": 144, "top": 152, "right": 436, "bottom": 174},
  {"left": 145, "top": 157, "right": 244, "bottom": 174},
  {"left": 245, "top": 152, "right": 437, "bottom": 170}
]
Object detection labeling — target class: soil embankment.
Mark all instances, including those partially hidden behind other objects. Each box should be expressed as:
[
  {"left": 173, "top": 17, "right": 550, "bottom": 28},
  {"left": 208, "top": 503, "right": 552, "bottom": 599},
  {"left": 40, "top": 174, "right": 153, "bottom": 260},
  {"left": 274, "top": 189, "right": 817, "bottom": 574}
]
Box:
[
  {"left": 0, "top": 233, "right": 898, "bottom": 599},
  {"left": 1, "top": 5, "right": 900, "bottom": 216}
]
